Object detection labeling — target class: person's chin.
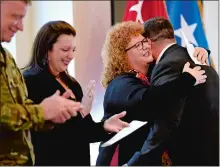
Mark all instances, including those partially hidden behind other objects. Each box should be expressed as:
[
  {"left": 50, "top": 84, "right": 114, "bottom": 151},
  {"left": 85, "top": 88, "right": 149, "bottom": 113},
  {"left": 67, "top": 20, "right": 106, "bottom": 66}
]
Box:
[
  {"left": 62, "top": 66, "right": 68, "bottom": 72},
  {"left": 2, "top": 36, "right": 12, "bottom": 43},
  {"left": 147, "top": 57, "right": 154, "bottom": 64}
]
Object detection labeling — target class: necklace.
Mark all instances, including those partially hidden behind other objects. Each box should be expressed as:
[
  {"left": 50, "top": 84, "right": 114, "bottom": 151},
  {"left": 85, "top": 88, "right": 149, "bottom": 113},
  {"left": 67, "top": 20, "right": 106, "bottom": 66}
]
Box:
[{"left": 129, "top": 69, "right": 150, "bottom": 86}]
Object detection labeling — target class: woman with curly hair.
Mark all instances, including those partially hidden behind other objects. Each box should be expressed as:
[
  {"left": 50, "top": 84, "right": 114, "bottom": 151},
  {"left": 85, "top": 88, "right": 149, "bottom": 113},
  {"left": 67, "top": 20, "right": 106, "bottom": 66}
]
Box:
[{"left": 96, "top": 21, "right": 209, "bottom": 166}]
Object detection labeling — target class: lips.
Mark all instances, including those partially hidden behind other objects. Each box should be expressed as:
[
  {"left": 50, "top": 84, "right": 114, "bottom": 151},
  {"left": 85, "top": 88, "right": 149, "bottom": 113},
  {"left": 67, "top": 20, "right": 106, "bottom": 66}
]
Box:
[
  {"left": 9, "top": 27, "right": 17, "bottom": 36},
  {"left": 62, "top": 60, "right": 70, "bottom": 66},
  {"left": 143, "top": 51, "right": 149, "bottom": 57},
  {"left": 9, "top": 30, "right": 15, "bottom": 37}
]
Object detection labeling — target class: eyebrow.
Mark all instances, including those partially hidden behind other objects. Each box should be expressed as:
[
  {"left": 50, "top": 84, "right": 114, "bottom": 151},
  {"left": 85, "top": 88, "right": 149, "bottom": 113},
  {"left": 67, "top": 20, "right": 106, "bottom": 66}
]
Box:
[
  {"left": 60, "top": 46, "right": 76, "bottom": 50},
  {"left": 12, "top": 12, "right": 25, "bottom": 18}
]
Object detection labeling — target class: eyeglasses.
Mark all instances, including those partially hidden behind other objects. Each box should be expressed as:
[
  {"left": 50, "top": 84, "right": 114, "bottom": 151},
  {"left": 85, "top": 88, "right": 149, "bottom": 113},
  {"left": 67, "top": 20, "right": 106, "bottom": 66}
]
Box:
[{"left": 125, "top": 38, "right": 150, "bottom": 52}]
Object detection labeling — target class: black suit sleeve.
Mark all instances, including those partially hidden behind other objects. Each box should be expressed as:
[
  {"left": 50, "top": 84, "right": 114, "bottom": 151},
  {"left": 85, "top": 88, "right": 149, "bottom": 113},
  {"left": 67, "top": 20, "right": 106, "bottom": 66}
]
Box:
[
  {"left": 150, "top": 61, "right": 192, "bottom": 129},
  {"left": 105, "top": 72, "right": 195, "bottom": 122}
]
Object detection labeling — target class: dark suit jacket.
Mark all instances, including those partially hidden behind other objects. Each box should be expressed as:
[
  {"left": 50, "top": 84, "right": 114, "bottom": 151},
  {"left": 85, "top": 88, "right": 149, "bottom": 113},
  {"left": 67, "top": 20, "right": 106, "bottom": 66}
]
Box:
[
  {"left": 150, "top": 44, "right": 219, "bottom": 166},
  {"left": 22, "top": 68, "right": 108, "bottom": 166},
  {"left": 96, "top": 70, "right": 196, "bottom": 166}
]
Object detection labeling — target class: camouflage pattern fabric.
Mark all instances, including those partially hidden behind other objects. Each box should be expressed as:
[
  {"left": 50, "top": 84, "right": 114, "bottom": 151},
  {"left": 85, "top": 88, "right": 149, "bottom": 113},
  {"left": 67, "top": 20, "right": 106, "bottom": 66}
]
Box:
[{"left": 0, "top": 45, "right": 45, "bottom": 165}]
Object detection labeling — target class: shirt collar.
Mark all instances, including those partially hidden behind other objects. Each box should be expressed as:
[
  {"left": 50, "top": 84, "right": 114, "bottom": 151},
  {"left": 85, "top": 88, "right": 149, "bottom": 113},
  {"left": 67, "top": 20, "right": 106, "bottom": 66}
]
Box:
[{"left": 156, "top": 43, "right": 176, "bottom": 64}]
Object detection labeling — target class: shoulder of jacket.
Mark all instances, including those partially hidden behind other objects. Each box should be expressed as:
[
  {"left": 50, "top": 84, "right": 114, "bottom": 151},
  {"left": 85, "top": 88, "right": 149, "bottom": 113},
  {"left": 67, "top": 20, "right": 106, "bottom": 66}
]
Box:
[
  {"left": 114, "top": 73, "right": 137, "bottom": 81},
  {"left": 108, "top": 73, "right": 139, "bottom": 88},
  {"left": 22, "top": 69, "right": 44, "bottom": 85}
]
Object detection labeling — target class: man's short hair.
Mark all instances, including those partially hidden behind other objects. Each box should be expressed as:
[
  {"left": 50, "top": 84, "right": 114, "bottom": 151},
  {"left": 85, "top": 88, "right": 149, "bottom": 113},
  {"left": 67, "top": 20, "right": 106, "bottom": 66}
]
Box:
[
  {"left": 22, "top": 0, "right": 31, "bottom": 5},
  {"left": 143, "top": 17, "right": 175, "bottom": 42}
]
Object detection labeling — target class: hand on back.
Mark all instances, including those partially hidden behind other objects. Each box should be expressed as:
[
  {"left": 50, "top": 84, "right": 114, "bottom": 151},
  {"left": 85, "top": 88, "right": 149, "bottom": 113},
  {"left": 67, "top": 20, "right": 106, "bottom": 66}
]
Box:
[{"left": 183, "top": 62, "right": 207, "bottom": 86}]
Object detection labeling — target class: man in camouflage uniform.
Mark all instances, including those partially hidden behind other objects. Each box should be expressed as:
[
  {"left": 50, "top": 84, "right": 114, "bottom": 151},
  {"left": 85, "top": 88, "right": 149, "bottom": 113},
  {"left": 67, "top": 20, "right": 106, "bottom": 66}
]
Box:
[{"left": 0, "top": 1, "right": 84, "bottom": 165}]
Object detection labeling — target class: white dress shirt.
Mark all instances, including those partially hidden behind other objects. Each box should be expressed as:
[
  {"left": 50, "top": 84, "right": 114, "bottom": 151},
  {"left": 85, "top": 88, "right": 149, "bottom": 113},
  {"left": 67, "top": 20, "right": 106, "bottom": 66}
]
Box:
[{"left": 156, "top": 43, "right": 176, "bottom": 64}]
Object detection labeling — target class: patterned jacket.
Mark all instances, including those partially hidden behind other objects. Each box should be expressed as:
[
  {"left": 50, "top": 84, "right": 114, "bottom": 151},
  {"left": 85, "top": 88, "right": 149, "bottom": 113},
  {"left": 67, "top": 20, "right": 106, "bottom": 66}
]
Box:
[{"left": 0, "top": 44, "right": 45, "bottom": 165}]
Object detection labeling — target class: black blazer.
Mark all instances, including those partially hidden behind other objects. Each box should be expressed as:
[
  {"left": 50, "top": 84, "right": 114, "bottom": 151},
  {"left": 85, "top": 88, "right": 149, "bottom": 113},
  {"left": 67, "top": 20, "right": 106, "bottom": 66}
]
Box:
[
  {"left": 96, "top": 70, "right": 196, "bottom": 166},
  {"left": 151, "top": 44, "right": 219, "bottom": 166},
  {"left": 23, "top": 68, "right": 108, "bottom": 166}
]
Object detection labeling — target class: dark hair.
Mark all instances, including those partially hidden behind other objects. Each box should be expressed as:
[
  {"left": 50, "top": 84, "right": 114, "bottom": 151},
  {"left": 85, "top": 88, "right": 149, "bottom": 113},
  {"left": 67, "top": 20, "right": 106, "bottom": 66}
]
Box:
[
  {"left": 21, "top": 0, "right": 31, "bottom": 4},
  {"left": 142, "top": 17, "right": 174, "bottom": 42},
  {"left": 24, "top": 20, "right": 76, "bottom": 72}
]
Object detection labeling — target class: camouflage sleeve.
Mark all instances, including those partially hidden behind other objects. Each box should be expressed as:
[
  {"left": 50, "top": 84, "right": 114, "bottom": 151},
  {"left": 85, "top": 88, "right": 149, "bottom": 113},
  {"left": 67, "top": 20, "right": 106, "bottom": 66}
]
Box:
[
  {"left": 0, "top": 48, "right": 50, "bottom": 131},
  {"left": 24, "top": 99, "right": 54, "bottom": 131},
  {"left": 0, "top": 100, "right": 45, "bottom": 131}
]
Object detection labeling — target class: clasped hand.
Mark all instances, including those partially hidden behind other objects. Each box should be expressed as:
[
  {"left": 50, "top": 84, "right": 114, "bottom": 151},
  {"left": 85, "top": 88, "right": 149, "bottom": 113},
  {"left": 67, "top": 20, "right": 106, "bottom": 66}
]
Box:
[{"left": 41, "top": 89, "right": 83, "bottom": 124}]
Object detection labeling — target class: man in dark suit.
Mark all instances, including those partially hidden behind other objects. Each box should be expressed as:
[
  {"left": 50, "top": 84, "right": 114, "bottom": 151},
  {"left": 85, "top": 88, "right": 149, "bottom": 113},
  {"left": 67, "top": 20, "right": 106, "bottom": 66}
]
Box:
[{"left": 127, "top": 17, "right": 219, "bottom": 166}]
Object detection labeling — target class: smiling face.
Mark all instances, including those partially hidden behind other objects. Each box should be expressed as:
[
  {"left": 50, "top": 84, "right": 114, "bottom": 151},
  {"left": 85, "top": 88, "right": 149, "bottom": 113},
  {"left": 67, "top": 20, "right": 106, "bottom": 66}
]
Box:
[
  {"left": 48, "top": 34, "right": 76, "bottom": 74},
  {"left": 1, "top": 1, "right": 27, "bottom": 42},
  {"left": 126, "top": 34, "right": 154, "bottom": 73}
]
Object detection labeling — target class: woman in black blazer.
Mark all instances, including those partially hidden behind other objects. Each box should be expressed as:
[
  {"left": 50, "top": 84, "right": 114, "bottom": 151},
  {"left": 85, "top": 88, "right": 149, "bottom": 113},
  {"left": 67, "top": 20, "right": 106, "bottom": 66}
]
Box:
[{"left": 22, "top": 21, "right": 128, "bottom": 166}]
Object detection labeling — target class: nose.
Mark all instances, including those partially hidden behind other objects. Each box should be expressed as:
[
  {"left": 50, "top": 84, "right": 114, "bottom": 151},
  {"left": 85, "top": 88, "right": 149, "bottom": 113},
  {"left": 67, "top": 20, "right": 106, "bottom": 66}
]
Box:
[
  {"left": 16, "top": 20, "right": 24, "bottom": 31},
  {"left": 67, "top": 52, "right": 75, "bottom": 59}
]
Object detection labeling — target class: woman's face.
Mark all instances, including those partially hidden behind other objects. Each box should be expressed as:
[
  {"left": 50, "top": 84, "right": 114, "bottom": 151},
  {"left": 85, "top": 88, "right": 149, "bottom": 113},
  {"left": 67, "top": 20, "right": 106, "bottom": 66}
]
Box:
[
  {"left": 126, "top": 34, "right": 154, "bottom": 66},
  {"left": 48, "top": 34, "right": 76, "bottom": 73}
]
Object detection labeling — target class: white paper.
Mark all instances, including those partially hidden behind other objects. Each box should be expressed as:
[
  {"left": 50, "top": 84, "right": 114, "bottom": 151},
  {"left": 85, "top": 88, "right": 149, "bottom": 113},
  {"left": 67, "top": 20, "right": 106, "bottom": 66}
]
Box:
[
  {"left": 180, "top": 30, "right": 206, "bottom": 65},
  {"left": 101, "top": 120, "right": 147, "bottom": 147}
]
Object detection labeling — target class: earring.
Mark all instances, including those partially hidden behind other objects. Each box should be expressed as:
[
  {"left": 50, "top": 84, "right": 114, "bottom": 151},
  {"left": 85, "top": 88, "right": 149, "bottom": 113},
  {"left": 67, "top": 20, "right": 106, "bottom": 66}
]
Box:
[{"left": 42, "top": 55, "right": 48, "bottom": 66}]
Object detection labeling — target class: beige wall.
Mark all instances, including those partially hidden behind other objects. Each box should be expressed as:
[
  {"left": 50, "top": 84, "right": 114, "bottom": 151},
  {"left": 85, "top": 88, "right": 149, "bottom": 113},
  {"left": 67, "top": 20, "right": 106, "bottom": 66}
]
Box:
[
  {"left": 203, "top": 1, "right": 219, "bottom": 71},
  {"left": 72, "top": 2, "right": 111, "bottom": 164},
  {"left": 73, "top": 1, "right": 111, "bottom": 121},
  {"left": 16, "top": 4, "right": 34, "bottom": 69}
]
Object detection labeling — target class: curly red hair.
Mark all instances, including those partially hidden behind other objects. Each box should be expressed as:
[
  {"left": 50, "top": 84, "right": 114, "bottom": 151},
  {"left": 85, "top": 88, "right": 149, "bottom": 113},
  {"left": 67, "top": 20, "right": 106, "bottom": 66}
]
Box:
[{"left": 101, "top": 21, "right": 144, "bottom": 88}]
